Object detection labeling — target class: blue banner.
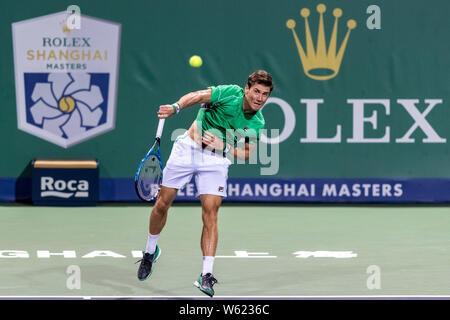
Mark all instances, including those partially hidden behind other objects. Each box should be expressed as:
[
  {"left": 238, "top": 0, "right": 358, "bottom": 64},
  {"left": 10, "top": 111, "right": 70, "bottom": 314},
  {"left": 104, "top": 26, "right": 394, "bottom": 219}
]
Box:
[
  {"left": 98, "top": 178, "right": 449, "bottom": 203},
  {"left": 2, "top": 177, "right": 449, "bottom": 203}
]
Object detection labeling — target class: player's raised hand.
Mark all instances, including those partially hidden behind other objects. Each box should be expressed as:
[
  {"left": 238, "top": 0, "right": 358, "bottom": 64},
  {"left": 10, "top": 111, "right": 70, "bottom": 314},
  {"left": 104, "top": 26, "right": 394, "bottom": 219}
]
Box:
[{"left": 157, "top": 105, "right": 175, "bottom": 119}]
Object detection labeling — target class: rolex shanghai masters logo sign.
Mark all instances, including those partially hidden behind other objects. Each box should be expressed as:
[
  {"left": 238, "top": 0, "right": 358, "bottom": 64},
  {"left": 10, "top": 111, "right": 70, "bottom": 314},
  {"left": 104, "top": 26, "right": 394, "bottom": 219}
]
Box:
[
  {"left": 12, "top": 12, "right": 121, "bottom": 148},
  {"left": 286, "top": 3, "right": 356, "bottom": 80}
]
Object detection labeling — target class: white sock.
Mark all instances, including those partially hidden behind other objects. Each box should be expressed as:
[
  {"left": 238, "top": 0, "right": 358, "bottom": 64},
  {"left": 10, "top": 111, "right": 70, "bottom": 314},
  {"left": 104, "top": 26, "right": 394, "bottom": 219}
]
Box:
[
  {"left": 202, "top": 256, "right": 215, "bottom": 275},
  {"left": 145, "top": 232, "right": 160, "bottom": 254}
]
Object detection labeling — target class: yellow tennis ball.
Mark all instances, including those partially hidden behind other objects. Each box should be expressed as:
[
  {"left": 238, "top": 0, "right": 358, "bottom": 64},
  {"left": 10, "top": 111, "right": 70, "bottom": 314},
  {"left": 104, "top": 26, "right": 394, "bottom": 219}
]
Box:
[{"left": 189, "top": 55, "right": 203, "bottom": 68}]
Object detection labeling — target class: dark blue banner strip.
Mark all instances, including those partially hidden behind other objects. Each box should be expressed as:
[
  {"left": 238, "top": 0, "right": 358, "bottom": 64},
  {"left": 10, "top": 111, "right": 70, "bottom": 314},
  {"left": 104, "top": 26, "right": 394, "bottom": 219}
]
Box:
[{"left": 2, "top": 177, "right": 450, "bottom": 203}]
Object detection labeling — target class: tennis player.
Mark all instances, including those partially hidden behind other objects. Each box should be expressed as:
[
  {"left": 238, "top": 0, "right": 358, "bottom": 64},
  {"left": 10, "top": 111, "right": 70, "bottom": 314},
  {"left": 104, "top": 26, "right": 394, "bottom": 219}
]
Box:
[{"left": 137, "top": 70, "right": 273, "bottom": 297}]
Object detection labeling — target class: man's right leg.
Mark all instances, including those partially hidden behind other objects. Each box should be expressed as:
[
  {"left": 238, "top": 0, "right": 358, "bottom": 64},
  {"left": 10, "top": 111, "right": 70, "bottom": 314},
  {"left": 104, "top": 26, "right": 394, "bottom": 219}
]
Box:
[
  {"left": 137, "top": 186, "right": 178, "bottom": 281},
  {"left": 149, "top": 186, "right": 179, "bottom": 236},
  {"left": 137, "top": 132, "right": 196, "bottom": 281}
]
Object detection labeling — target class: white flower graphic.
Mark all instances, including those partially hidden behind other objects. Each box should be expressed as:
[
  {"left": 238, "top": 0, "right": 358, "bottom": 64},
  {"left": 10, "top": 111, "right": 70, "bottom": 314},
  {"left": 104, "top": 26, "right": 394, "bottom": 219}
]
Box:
[{"left": 29, "top": 73, "right": 104, "bottom": 138}]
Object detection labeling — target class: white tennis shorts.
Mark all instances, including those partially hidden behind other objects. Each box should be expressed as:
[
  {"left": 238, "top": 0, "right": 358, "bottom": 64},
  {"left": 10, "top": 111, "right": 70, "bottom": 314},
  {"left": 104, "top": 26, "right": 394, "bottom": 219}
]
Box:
[{"left": 161, "top": 132, "right": 232, "bottom": 197}]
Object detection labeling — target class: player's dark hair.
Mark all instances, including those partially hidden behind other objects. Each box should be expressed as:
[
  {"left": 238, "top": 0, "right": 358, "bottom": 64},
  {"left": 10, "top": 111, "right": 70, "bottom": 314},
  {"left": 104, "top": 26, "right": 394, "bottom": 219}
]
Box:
[{"left": 247, "top": 70, "right": 274, "bottom": 92}]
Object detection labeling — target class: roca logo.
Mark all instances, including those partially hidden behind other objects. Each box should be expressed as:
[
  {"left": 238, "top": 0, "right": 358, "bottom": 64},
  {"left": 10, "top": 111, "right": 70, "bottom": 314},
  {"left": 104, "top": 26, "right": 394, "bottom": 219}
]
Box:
[{"left": 40, "top": 176, "right": 89, "bottom": 198}]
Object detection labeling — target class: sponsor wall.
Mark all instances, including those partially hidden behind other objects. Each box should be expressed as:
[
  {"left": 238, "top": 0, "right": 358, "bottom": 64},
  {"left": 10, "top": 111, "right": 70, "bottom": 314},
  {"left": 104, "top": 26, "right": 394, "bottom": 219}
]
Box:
[{"left": 0, "top": 0, "right": 449, "bottom": 202}]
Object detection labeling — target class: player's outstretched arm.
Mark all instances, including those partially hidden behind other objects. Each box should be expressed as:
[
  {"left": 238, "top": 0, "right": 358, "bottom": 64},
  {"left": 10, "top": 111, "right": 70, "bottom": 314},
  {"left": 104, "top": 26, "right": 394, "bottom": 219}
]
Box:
[{"left": 157, "top": 89, "right": 211, "bottom": 119}]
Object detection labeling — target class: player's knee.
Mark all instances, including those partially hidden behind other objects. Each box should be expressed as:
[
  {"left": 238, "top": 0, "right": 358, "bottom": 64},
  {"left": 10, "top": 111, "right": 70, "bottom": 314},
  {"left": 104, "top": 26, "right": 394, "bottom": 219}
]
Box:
[
  {"left": 154, "top": 197, "right": 171, "bottom": 215},
  {"left": 202, "top": 207, "right": 218, "bottom": 224}
]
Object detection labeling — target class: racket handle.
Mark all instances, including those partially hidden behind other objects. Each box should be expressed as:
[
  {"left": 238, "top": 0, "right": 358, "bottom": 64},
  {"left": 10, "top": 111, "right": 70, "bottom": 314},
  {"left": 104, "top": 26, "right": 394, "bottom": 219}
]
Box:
[{"left": 156, "top": 118, "right": 165, "bottom": 139}]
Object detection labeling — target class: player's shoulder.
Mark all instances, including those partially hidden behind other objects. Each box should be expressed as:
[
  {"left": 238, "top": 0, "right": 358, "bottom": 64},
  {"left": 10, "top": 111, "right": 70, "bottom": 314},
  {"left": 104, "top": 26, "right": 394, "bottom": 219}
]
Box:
[
  {"left": 209, "top": 84, "right": 243, "bottom": 102},
  {"left": 211, "top": 84, "right": 243, "bottom": 92}
]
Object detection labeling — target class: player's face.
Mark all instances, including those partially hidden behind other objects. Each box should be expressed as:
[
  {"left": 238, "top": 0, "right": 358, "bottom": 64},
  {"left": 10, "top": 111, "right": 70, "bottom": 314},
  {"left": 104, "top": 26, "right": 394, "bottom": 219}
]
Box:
[{"left": 244, "top": 84, "right": 271, "bottom": 112}]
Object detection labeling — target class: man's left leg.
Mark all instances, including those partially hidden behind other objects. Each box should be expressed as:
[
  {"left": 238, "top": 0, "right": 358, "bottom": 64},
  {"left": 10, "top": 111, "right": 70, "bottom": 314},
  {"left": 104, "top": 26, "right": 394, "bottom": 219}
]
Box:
[
  {"left": 193, "top": 149, "right": 230, "bottom": 297},
  {"left": 194, "top": 194, "right": 222, "bottom": 297},
  {"left": 200, "top": 194, "right": 222, "bottom": 260}
]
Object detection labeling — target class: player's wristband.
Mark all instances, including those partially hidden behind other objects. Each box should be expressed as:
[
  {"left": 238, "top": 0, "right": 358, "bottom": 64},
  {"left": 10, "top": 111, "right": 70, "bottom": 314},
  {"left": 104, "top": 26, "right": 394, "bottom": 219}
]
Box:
[{"left": 172, "top": 103, "right": 181, "bottom": 114}]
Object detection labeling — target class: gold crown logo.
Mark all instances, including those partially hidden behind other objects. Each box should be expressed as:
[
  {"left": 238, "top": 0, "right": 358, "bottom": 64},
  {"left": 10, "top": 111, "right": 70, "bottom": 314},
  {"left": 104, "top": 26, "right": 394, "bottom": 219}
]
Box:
[{"left": 286, "top": 4, "right": 356, "bottom": 81}]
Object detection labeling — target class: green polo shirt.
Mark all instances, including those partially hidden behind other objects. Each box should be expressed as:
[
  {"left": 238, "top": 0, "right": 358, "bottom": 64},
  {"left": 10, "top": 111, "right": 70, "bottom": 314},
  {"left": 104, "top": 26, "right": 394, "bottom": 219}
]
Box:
[{"left": 195, "top": 84, "right": 265, "bottom": 148}]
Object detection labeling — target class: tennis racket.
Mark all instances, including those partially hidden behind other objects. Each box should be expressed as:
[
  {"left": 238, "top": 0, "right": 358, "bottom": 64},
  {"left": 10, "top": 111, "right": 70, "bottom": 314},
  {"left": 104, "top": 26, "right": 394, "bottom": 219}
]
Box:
[{"left": 135, "top": 118, "right": 165, "bottom": 202}]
